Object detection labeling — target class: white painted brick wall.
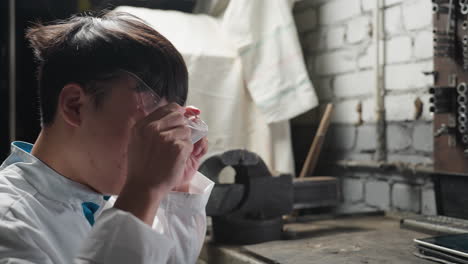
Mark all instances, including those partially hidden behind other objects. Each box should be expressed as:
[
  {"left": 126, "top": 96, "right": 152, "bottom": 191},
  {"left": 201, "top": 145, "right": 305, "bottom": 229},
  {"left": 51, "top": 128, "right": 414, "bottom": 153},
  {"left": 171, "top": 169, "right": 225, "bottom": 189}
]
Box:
[
  {"left": 392, "top": 183, "right": 421, "bottom": 212},
  {"left": 334, "top": 70, "right": 374, "bottom": 97},
  {"left": 362, "top": 98, "right": 375, "bottom": 122},
  {"left": 385, "top": 6, "right": 404, "bottom": 36},
  {"left": 361, "top": 0, "right": 374, "bottom": 12},
  {"left": 385, "top": 93, "right": 433, "bottom": 122},
  {"left": 327, "top": 125, "right": 357, "bottom": 150},
  {"left": 331, "top": 99, "right": 360, "bottom": 123},
  {"left": 315, "top": 50, "right": 356, "bottom": 75},
  {"left": 386, "top": 36, "right": 412, "bottom": 64},
  {"left": 342, "top": 178, "right": 364, "bottom": 202},
  {"left": 385, "top": 94, "right": 420, "bottom": 121},
  {"left": 421, "top": 185, "right": 437, "bottom": 215},
  {"left": 357, "top": 43, "right": 375, "bottom": 69},
  {"left": 326, "top": 26, "right": 345, "bottom": 49},
  {"left": 387, "top": 124, "right": 412, "bottom": 150},
  {"left": 385, "top": 0, "right": 404, "bottom": 6},
  {"left": 295, "top": 0, "right": 435, "bottom": 138},
  {"left": 388, "top": 154, "right": 432, "bottom": 164},
  {"left": 294, "top": 0, "right": 436, "bottom": 215},
  {"left": 365, "top": 180, "right": 390, "bottom": 210},
  {"left": 347, "top": 16, "right": 371, "bottom": 44},
  {"left": 362, "top": 0, "right": 405, "bottom": 13},
  {"left": 385, "top": 61, "right": 433, "bottom": 90},
  {"left": 356, "top": 124, "right": 377, "bottom": 150},
  {"left": 402, "top": 0, "right": 432, "bottom": 31},
  {"left": 414, "top": 30, "right": 433, "bottom": 59},
  {"left": 413, "top": 122, "right": 434, "bottom": 152},
  {"left": 319, "top": 0, "right": 361, "bottom": 25}
]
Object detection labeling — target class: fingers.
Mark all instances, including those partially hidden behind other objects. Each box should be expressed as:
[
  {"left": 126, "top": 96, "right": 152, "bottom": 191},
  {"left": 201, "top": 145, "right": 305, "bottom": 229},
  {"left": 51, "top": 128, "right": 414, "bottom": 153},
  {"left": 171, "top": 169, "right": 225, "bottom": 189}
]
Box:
[
  {"left": 185, "top": 106, "right": 201, "bottom": 117},
  {"left": 137, "top": 103, "right": 186, "bottom": 132},
  {"left": 198, "top": 137, "right": 208, "bottom": 157},
  {"left": 142, "top": 103, "right": 184, "bottom": 126},
  {"left": 173, "top": 139, "right": 194, "bottom": 163},
  {"left": 160, "top": 126, "right": 192, "bottom": 142},
  {"left": 193, "top": 137, "right": 208, "bottom": 158},
  {"left": 153, "top": 111, "right": 186, "bottom": 132}
]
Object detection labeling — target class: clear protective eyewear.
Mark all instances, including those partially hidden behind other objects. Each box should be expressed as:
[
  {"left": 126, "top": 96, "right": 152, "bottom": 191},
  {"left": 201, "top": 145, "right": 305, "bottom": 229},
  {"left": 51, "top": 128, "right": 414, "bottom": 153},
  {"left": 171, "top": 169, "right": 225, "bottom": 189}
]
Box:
[{"left": 121, "top": 70, "right": 208, "bottom": 144}]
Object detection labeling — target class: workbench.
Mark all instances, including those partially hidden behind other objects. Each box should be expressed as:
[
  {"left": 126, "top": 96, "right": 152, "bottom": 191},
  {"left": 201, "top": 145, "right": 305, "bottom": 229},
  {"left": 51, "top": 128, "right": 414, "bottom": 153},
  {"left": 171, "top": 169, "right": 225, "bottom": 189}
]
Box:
[{"left": 198, "top": 215, "right": 435, "bottom": 264}]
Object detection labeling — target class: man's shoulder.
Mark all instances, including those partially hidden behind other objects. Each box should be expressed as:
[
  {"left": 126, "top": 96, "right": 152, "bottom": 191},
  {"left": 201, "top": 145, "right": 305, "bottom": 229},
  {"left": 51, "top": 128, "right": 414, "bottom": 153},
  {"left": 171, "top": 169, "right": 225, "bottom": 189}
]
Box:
[{"left": 0, "top": 165, "right": 39, "bottom": 221}]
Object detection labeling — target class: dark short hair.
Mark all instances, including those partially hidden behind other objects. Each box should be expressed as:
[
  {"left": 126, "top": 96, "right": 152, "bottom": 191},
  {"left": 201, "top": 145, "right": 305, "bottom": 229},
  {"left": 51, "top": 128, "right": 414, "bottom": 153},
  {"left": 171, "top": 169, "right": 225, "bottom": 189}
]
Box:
[{"left": 26, "top": 11, "right": 188, "bottom": 125}]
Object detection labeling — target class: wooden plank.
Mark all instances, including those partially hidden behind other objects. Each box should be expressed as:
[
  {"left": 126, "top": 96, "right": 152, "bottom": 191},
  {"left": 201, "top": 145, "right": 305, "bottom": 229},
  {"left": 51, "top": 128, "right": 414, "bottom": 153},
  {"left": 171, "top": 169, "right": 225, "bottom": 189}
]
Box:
[{"left": 299, "top": 104, "right": 334, "bottom": 178}]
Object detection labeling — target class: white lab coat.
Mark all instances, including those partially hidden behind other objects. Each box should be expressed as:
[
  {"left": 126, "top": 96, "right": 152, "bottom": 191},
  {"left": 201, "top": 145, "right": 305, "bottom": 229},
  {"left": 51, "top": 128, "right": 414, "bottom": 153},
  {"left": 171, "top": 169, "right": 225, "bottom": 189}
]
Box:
[{"left": 0, "top": 141, "right": 214, "bottom": 264}]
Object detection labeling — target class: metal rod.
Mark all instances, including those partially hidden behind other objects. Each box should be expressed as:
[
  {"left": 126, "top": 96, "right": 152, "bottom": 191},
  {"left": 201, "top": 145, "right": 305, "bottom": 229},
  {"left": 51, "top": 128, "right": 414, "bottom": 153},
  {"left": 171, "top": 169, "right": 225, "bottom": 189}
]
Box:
[
  {"left": 334, "top": 160, "right": 468, "bottom": 177},
  {"left": 374, "top": 0, "right": 387, "bottom": 161},
  {"left": 8, "top": 0, "right": 16, "bottom": 142},
  {"left": 334, "top": 160, "right": 434, "bottom": 175}
]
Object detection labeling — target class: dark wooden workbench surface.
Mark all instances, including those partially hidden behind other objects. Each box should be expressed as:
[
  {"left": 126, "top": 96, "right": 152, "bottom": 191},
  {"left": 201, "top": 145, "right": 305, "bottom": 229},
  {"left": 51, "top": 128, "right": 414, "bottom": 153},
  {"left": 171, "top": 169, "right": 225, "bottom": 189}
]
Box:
[{"left": 200, "top": 215, "right": 435, "bottom": 264}]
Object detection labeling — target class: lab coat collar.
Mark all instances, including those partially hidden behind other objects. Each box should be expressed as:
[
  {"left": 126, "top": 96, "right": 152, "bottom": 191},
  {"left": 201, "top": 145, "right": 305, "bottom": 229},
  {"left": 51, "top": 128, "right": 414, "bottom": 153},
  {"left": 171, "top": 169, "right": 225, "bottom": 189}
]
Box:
[{"left": 1, "top": 141, "right": 105, "bottom": 207}]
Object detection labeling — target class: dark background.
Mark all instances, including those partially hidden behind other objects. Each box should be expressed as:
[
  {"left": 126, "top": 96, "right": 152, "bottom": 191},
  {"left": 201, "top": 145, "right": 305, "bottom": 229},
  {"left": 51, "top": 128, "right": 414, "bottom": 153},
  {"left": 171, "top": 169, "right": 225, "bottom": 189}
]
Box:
[{"left": 1, "top": 0, "right": 9, "bottom": 160}]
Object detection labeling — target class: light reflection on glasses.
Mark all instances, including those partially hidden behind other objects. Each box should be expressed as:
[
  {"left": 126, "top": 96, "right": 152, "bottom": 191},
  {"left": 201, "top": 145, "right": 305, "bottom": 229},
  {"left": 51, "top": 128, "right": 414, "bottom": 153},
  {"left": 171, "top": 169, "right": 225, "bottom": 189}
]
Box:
[
  {"left": 119, "top": 70, "right": 161, "bottom": 115},
  {"left": 118, "top": 69, "right": 208, "bottom": 143}
]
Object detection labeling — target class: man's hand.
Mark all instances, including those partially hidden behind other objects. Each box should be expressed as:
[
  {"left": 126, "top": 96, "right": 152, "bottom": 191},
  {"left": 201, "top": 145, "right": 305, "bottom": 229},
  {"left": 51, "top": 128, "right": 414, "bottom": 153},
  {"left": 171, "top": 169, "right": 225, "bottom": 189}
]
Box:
[
  {"left": 172, "top": 106, "right": 208, "bottom": 192},
  {"left": 173, "top": 136, "right": 208, "bottom": 192},
  {"left": 115, "top": 103, "right": 193, "bottom": 225}
]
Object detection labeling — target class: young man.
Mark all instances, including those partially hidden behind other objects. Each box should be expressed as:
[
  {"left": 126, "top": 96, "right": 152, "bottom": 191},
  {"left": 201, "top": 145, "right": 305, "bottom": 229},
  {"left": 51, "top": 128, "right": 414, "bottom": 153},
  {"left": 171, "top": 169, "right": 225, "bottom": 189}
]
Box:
[{"left": 0, "top": 11, "right": 213, "bottom": 263}]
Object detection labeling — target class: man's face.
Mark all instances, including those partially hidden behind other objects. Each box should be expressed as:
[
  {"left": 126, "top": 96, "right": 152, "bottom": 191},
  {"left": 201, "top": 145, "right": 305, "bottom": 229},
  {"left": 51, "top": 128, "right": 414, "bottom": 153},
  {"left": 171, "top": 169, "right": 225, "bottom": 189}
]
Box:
[{"left": 77, "top": 75, "right": 166, "bottom": 195}]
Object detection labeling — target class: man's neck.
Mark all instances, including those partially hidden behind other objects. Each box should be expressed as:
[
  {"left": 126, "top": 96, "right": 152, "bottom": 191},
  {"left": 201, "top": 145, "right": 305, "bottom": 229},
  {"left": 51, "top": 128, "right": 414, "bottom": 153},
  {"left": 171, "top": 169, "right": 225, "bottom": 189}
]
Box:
[{"left": 31, "top": 129, "right": 88, "bottom": 188}]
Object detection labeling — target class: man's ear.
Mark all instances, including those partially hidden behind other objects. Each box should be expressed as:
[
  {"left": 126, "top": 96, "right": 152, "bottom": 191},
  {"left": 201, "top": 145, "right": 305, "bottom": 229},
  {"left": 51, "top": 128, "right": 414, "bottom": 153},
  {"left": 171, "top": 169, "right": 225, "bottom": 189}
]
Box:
[{"left": 58, "top": 83, "right": 87, "bottom": 127}]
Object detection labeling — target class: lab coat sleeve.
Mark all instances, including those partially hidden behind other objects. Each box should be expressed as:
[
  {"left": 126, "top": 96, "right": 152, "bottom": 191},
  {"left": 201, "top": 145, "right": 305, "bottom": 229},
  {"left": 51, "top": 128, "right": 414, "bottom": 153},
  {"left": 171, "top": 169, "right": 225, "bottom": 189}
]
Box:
[
  {"left": 0, "top": 208, "right": 176, "bottom": 264},
  {"left": 0, "top": 173, "right": 212, "bottom": 264},
  {"left": 153, "top": 172, "right": 214, "bottom": 264},
  {"left": 76, "top": 208, "right": 175, "bottom": 264},
  {"left": 0, "top": 211, "right": 55, "bottom": 264}
]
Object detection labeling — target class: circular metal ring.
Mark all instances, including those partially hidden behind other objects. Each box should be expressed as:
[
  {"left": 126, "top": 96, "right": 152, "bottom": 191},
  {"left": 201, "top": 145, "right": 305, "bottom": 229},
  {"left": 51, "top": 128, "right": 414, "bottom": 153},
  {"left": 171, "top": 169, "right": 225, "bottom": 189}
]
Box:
[
  {"left": 461, "top": 0, "right": 468, "bottom": 5},
  {"left": 463, "top": 134, "right": 468, "bottom": 144},
  {"left": 459, "top": 114, "right": 467, "bottom": 125},
  {"left": 460, "top": 125, "right": 467, "bottom": 134},
  {"left": 459, "top": 105, "right": 467, "bottom": 114},
  {"left": 458, "top": 82, "right": 468, "bottom": 94},
  {"left": 458, "top": 94, "right": 467, "bottom": 104},
  {"left": 462, "top": 5, "right": 468, "bottom": 15},
  {"left": 433, "top": 3, "right": 439, "bottom": 13}
]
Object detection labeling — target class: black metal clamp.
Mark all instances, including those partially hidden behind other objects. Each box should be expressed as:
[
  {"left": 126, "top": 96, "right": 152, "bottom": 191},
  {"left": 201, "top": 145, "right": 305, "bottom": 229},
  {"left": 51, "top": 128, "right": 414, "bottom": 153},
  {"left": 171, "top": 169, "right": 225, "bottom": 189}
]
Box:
[{"left": 200, "top": 149, "right": 293, "bottom": 245}]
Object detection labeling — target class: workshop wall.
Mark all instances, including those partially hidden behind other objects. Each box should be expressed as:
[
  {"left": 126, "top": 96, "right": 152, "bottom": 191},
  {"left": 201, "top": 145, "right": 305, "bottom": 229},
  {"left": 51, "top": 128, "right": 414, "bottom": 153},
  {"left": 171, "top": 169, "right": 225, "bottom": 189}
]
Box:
[{"left": 292, "top": 0, "right": 437, "bottom": 215}]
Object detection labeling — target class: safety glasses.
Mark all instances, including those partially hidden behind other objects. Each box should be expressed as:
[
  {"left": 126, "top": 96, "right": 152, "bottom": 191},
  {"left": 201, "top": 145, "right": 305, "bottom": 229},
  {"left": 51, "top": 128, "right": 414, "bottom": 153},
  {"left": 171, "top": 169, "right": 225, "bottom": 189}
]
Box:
[{"left": 121, "top": 70, "right": 208, "bottom": 144}]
